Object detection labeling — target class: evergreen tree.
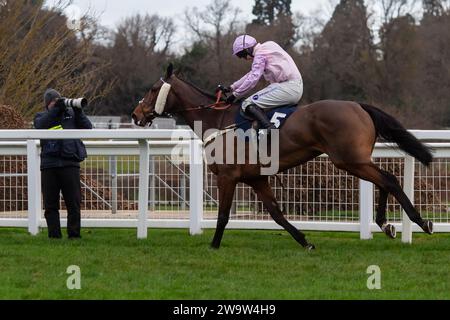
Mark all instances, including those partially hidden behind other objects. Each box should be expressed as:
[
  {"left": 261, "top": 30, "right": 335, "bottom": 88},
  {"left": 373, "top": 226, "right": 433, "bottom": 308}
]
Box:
[
  {"left": 252, "top": 0, "right": 292, "bottom": 25},
  {"left": 311, "top": 0, "right": 377, "bottom": 101},
  {"left": 418, "top": 0, "right": 450, "bottom": 126},
  {"left": 379, "top": 14, "right": 420, "bottom": 107},
  {"left": 248, "top": 0, "right": 295, "bottom": 48}
]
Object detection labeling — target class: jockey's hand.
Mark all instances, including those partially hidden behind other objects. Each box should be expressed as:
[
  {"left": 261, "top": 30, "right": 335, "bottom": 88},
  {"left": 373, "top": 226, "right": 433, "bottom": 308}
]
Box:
[
  {"left": 226, "top": 94, "right": 236, "bottom": 104},
  {"left": 216, "top": 85, "right": 231, "bottom": 94}
]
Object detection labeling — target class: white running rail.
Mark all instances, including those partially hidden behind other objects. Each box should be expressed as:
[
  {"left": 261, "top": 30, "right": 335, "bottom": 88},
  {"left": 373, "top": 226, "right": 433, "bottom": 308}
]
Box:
[{"left": 0, "top": 129, "right": 449, "bottom": 243}]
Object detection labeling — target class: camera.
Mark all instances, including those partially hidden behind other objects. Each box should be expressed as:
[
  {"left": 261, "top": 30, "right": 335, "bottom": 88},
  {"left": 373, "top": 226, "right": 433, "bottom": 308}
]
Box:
[{"left": 60, "top": 98, "right": 88, "bottom": 109}]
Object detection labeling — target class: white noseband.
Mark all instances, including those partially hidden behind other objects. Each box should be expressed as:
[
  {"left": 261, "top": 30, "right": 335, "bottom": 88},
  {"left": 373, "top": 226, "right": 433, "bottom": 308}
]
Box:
[{"left": 155, "top": 79, "right": 171, "bottom": 115}]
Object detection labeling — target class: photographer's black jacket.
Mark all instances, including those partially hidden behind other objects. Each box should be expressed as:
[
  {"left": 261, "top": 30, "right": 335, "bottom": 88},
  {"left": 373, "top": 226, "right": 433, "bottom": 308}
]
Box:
[{"left": 34, "top": 104, "right": 93, "bottom": 170}]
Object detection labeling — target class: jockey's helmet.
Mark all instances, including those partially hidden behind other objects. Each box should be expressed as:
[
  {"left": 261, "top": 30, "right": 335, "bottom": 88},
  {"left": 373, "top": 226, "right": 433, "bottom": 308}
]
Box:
[{"left": 233, "top": 35, "right": 257, "bottom": 57}]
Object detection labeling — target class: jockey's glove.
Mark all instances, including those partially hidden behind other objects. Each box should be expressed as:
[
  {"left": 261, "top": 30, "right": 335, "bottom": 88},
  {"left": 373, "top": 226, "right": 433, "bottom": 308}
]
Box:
[
  {"left": 216, "top": 85, "right": 231, "bottom": 94},
  {"left": 226, "top": 94, "right": 236, "bottom": 104}
]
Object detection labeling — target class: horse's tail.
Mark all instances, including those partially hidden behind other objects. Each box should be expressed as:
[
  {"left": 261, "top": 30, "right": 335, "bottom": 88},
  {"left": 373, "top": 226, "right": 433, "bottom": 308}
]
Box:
[{"left": 359, "top": 103, "right": 433, "bottom": 166}]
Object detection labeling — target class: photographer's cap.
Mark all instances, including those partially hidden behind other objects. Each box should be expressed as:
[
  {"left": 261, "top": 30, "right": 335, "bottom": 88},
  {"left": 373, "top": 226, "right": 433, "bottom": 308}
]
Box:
[{"left": 44, "top": 89, "right": 61, "bottom": 108}]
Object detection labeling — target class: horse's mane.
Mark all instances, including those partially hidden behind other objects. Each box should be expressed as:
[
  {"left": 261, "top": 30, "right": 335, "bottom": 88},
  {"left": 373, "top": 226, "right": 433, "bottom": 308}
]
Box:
[{"left": 177, "top": 77, "right": 217, "bottom": 100}]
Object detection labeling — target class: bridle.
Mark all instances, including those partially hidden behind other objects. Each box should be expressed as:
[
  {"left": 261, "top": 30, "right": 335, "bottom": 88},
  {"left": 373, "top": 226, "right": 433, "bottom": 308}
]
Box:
[{"left": 138, "top": 97, "right": 157, "bottom": 122}]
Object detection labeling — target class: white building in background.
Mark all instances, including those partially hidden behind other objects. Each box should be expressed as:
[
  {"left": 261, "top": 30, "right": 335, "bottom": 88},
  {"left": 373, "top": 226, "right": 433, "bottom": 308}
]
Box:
[{"left": 88, "top": 116, "right": 122, "bottom": 129}]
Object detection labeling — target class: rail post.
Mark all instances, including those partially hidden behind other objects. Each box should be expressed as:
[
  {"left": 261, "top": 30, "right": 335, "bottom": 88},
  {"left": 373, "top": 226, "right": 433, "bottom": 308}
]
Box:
[
  {"left": 189, "top": 139, "right": 203, "bottom": 235},
  {"left": 138, "top": 139, "right": 149, "bottom": 239},
  {"left": 402, "top": 156, "right": 414, "bottom": 244},
  {"left": 230, "top": 197, "right": 237, "bottom": 216},
  {"left": 27, "top": 140, "right": 41, "bottom": 235},
  {"left": 149, "top": 156, "right": 156, "bottom": 211},
  {"left": 360, "top": 179, "right": 374, "bottom": 239},
  {"left": 110, "top": 155, "right": 118, "bottom": 214},
  {"left": 180, "top": 175, "right": 186, "bottom": 211}
]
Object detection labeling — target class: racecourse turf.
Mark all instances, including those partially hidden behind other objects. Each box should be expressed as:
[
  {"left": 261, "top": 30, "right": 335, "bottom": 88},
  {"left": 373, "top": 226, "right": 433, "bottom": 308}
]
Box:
[{"left": 0, "top": 228, "right": 449, "bottom": 300}]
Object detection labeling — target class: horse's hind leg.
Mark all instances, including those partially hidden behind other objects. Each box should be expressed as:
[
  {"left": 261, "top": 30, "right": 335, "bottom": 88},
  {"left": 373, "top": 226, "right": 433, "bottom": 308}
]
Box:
[
  {"left": 248, "top": 177, "right": 315, "bottom": 250},
  {"left": 339, "top": 162, "right": 433, "bottom": 235},
  {"left": 375, "top": 186, "right": 396, "bottom": 239},
  {"left": 378, "top": 169, "right": 433, "bottom": 234}
]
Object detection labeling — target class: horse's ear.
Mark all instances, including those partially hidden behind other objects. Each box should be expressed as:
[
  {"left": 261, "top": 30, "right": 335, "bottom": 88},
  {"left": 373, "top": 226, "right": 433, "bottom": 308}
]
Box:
[{"left": 165, "top": 63, "right": 174, "bottom": 79}]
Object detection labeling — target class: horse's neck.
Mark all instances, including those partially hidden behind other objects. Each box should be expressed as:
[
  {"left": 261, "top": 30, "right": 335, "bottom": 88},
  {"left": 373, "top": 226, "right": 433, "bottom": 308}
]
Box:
[
  {"left": 182, "top": 107, "right": 238, "bottom": 139},
  {"left": 175, "top": 80, "right": 239, "bottom": 138}
]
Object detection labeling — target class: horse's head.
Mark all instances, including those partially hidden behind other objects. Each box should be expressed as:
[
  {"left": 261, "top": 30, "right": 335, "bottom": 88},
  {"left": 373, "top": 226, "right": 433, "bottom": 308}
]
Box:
[{"left": 132, "top": 64, "right": 177, "bottom": 127}]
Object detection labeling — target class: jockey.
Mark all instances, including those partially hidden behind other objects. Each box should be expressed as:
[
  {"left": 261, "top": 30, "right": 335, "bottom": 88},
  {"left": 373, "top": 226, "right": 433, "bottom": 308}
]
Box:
[{"left": 221, "top": 35, "right": 303, "bottom": 132}]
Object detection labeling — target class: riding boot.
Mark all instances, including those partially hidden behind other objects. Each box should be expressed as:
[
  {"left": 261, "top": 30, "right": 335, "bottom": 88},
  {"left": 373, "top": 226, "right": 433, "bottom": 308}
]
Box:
[{"left": 246, "top": 104, "right": 276, "bottom": 130}]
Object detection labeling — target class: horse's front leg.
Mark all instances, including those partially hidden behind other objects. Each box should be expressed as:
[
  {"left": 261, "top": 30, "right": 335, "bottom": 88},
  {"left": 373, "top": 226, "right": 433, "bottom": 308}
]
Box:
[
  {"left": 248, "top": 177, "right": 315, "bottom": 250},
  {"left": 211, "top": 175, "right": 237, "bottom": 249}
]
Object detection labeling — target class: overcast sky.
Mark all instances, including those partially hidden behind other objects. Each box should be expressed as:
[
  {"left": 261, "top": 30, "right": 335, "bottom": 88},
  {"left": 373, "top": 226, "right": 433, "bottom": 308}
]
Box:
[
  {"left": 59, "top": 0, "right": 331, "bottom": 28},
  {"left": 44, "top": 0, "right": 335, "bottom": 51}
]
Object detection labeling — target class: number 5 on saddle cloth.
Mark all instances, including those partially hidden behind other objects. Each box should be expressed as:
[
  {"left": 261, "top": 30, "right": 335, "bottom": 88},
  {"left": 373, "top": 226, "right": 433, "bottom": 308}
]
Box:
[{"left": 235, "top": 105, "right": 298, "bottom": 132}]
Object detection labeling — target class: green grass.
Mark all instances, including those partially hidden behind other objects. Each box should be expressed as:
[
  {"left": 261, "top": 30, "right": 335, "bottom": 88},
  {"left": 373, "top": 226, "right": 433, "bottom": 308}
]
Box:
[
  {"left": 83, "top": 156, "right": 139, "bottom": 174},
  {"left": 0, "top": 228, "right": 449, "bottom": 300}
]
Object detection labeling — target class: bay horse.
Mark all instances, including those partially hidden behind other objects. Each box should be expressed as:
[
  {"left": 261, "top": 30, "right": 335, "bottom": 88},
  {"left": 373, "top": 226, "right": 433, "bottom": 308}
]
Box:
[{"left": 132, "top": 64, "right": 434, "bottom": 250}]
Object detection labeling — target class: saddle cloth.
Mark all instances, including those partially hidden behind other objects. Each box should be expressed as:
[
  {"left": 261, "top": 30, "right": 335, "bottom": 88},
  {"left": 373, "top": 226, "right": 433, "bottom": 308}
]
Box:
[{"left": 235, "top": 105, "right": 299, "bottom": 131}]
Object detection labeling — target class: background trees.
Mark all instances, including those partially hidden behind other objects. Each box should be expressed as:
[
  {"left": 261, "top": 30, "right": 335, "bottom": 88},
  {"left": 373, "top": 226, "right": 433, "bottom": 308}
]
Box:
[
  {"left": 0, "top": 0, "right": 107, "bottom": 119},
  {"left": 416, "top": 0, "right": 450, "bottom": 126},
  {"left": 1, "top": 0, "right": 449, "bottom": 128},
  {"left": 307, "top": 0, "right": 377, "bottom": 102},
  {"left": 248, "top": 0, "right": 297, "bottom": 48},
  {"left": 90, "top": 14, "right": 176, "bottom": 117},
  {"left": 175, "top": 0, "right": 242, "bottom": 92}
]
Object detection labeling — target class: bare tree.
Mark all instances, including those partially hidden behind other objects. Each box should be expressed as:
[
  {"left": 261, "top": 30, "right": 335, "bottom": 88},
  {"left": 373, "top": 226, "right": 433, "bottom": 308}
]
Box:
[
  {"left": 90, "top": 14, "right": 176, "bottom": 116},
  {"left": 184, "top": 0, "right": 241, "bottom": 74},
  {"left": 423, "top": 0, "right": 450, "bottom": 15},
  {"left": 378, "top": 0, "right": 419, "bottom": 23},
  {"left": 116, "top": 14, "right": 175, "bottom": 56},
  {"left": 0, "top": 0, "right": 110, "bottom": 120},
  {"left": 292, "top": 11, "right": 326, "bottom": 51}
]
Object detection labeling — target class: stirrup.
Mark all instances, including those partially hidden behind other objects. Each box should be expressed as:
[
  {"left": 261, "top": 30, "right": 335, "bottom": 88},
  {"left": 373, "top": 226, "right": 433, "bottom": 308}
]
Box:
[{"left": 258, "top": 128, "right": 275, "bottom": 139}]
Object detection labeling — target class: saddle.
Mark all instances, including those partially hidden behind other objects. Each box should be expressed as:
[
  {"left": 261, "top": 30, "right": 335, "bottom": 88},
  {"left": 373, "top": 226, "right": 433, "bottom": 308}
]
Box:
[{"left": 235, "top": 104, "right": 299, "bottom": 131}]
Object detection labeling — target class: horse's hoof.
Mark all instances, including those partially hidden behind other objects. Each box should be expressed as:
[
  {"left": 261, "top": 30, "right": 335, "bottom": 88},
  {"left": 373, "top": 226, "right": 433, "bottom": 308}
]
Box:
[
  {"left": 422, "top": 220, "right": 434, "bottom": 235},
  {"left": 306, "top": 244, "right": 315, "bottom": 251},
  {"left": 210, "top": 243, "right": 221, "bottom": 250},
  {"left": 383, "top": 224, "right": 397, "bottom": 239}
]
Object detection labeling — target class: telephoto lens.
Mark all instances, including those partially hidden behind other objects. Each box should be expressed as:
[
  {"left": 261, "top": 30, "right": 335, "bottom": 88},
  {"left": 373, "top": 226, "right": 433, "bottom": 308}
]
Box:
[{"left": 64, "top": 98, "right": 88, "bottom": 109}]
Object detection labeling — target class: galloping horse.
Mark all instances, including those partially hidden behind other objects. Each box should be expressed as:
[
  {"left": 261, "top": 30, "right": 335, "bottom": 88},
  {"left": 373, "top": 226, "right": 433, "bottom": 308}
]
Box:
[{"left": 132, "top": 64, "right": 434, "bottom": 250}]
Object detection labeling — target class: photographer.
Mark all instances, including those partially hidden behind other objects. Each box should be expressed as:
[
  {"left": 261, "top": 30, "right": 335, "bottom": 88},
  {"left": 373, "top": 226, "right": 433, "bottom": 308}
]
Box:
[{"left": 34, "top": 89, "right": 93, "bottom": 239}]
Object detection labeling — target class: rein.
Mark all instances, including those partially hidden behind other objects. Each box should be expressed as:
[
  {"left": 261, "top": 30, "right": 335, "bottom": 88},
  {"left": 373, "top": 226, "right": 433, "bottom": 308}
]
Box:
[
  {"left": 140, "top": 79, "right": 254, "bottom": 132},
  {"left": 174, "top": 90, "right": 232, "bottom": 113},
  {"left": 140, "top": 87, "right": 232, "bottom": 121}
]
